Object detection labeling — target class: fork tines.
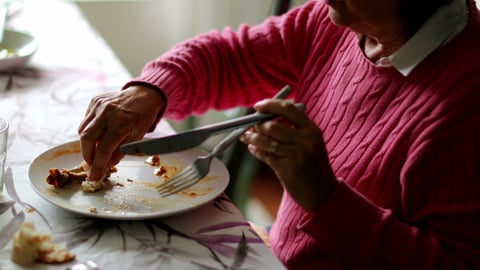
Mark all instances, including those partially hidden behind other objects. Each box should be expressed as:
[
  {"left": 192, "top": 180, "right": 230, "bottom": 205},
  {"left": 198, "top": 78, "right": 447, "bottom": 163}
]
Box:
[{"left": 156, "top": 167, "right": 201, "bottom": 196}]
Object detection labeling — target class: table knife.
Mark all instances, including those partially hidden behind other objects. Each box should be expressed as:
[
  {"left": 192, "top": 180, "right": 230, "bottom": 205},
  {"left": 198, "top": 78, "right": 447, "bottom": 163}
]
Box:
[{"left": 120, "top": 85, "right": 296, "bottom": 155}]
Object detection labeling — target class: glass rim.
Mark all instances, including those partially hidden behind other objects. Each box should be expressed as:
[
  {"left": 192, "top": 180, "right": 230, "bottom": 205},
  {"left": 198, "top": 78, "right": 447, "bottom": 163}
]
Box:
[{"left": 0, "top": 116, "right": 8, "bottom": 134}]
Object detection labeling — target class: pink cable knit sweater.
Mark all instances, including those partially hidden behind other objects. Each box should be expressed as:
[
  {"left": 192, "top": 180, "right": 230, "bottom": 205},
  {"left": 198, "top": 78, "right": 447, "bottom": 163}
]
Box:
[{"left": 128, "top": 0, "right": 480, "bottom": 268}]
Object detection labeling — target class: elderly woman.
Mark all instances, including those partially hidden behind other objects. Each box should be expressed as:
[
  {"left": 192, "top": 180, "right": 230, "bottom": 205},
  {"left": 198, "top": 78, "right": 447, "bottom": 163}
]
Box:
[{"left": 79, "top": 0, "right": 480, "bottom": 268}]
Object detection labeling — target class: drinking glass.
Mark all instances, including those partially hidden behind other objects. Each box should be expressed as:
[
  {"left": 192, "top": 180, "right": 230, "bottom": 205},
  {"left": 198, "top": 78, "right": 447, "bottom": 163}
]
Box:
[{"left": 0, "top": 116, "right": 8, "bottom": 193}]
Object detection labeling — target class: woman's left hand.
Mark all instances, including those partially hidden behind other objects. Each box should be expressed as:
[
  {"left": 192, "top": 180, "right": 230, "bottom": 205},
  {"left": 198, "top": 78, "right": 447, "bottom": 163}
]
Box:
[{"left": 240, "top": 99, "right": 338, "bottom": 211}]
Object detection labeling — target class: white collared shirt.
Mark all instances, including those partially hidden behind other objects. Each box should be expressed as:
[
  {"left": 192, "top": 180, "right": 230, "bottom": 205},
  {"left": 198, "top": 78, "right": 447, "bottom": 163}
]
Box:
[{"left": 377, "top": 0, "right": 470, "bottom": 76}]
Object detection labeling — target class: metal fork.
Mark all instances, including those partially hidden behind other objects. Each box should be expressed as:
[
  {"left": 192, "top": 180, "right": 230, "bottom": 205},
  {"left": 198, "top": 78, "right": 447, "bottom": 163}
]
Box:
[
  {"left": 156, "top": 85, "right": 294, "bottom": 197},
  {"left": 157, "top": 126, "right": 247, "bottom": 196},
  {"left": 157, "top": 103, "right": 305, "bottom": 197}
]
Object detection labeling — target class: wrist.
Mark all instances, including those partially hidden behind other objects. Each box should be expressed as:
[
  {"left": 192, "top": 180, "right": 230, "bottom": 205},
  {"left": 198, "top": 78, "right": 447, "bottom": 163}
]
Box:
[
  {"left": 123, "top": 83, "right": 167, "bottom": 131},
  {"left": 126, "top": 83, "right": 166, "bottom": 105},
  {"left": 303, "top": 176, "right": 339, "bottom": 212}
]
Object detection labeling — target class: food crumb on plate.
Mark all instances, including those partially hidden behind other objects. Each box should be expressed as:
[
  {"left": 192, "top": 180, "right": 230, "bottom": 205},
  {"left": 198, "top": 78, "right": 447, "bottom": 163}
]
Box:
[{"left": 145, "top": 155, "right": 161, "bottom": 166}]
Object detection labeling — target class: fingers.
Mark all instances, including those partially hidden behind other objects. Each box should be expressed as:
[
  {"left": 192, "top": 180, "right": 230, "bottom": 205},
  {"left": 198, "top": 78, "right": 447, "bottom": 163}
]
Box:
[
  {"left": 240, "top": 98, "right": 318, "bottom": 166},
  {"left": 253, "top": 99, "right": 310, "bottom": 129},
  {"left": 242, "top": 130, "right": 284, "bottom": 156},
  {"left": 252, "top": 118, "right": 296, "bottom": 144},
  {"left": 240, "top": 99, "right": 305, "bottom": 157},
  {"left": 78, "top": 126, "right": 99, "bottom": 167},
  {"left": 78, "top": 97, "right": 102, "bottom": 164},
  {"left": 78, "top": 86, "right": 165, "bottom": 181},
  {"left": 85, "top": 124, "right": 130, "bottom": 181},
  {"left": 78, "top": 94, "right": 107, "bottom": 135},
  {"left": 79, "top": 116, "right": 125, "bottom": 181},
  {"left": 241, "top": 98, "right": 339, "bottom": 210}
]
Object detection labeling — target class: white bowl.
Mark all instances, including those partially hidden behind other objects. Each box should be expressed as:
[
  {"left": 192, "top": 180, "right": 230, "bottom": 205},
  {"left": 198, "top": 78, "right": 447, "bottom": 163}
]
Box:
[{"left": 0, "top": 29, "right": 37, "bottom": 71}]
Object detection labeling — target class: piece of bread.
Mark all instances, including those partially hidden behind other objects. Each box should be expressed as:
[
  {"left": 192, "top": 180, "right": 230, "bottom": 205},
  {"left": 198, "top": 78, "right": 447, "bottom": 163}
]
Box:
[
  {"left": 81, "top": 179, "right": 106, "bottom": 192},
  {"left": 11, "top": 222, "right": 75, "bottom": 266}
]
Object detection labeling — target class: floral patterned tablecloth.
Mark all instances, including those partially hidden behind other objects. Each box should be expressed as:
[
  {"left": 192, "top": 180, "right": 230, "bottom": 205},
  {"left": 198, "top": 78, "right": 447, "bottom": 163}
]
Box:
[{"left": 0, "top": 1, "right": 285, "bottom": 269}]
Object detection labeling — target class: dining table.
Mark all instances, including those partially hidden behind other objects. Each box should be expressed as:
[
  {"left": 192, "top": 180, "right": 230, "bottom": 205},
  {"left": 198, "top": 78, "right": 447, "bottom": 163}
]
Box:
[{"left": 0, "top": 0, "right": 285, "bottom": 269}]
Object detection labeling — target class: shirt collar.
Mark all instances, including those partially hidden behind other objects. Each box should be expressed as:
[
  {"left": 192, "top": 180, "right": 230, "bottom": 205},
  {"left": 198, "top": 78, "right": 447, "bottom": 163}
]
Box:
[{"left": 385, "top": 0, "right": 469, "bottom": 76}]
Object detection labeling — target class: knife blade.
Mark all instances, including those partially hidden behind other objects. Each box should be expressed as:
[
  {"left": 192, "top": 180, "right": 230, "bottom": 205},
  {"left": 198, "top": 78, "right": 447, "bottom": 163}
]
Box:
[{"left": 120, "top": 85, "right": 297, "bottom": 155}]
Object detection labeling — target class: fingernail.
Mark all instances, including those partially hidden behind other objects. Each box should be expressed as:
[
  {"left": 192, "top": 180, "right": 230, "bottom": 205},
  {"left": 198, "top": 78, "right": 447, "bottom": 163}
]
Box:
[
  {"left": 248, "top": 144, "right": 258, "bottom": 154},
  {"left": 239, "top": 133, "right": 247, "bottom": 142},
  {"left": 88, "top": 171, "right": 97, "bottom": 181},
  {"left": 240, "top": 131, "right": 252, "bottom": 140},
  {"left": 254, "top": 99, "right": 267, "bottom": 109}
]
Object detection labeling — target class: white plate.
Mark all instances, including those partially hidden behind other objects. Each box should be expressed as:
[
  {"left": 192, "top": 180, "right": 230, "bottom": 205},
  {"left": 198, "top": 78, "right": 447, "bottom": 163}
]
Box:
[
  {"left": 28, "top": 141, "right": 229, "bottom": 220},
  {"left": 0, "top": 30, "right": 37, "bottom": 71}
]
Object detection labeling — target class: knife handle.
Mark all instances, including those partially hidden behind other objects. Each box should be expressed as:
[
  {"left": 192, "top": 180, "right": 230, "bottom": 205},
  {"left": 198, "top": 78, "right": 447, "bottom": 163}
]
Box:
[
  {"left": 209, "top": 85, "right": 294, "bottom": 156},
  {"left": 201, "top": 85, "right": 292, "bottom": 135},
  {"left": 271, "top": 84, "right": 293, "bottom": 100},
  {"left": 231, "top": 84, "right": 292, "bottom": 133},
  {"left": 201, "top": 102, "right": 305, "bottom": 136},
  {"left": 210, "top": 102, "right": 305, "bottom": 156}
]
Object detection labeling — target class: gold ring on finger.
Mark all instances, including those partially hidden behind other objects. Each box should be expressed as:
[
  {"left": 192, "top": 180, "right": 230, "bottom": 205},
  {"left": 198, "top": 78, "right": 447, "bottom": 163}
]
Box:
[{"left": 268, "top": 140, "right": 279, "bottom": 154}]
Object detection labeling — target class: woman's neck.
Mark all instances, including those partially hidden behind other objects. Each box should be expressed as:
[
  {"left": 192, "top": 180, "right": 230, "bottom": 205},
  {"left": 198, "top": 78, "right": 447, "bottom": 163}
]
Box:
[{"left": 358, "top": 26, "right": 413, "bottom": 62}]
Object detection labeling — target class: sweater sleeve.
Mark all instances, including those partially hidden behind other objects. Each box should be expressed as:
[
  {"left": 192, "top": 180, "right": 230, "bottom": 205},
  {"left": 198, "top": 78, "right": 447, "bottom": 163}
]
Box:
[
  {"left": 298, "top": 122, "right": 480, "bottom": 269},
  {"left": 125, "top": 1, "right": 328, "bottom": 120}
]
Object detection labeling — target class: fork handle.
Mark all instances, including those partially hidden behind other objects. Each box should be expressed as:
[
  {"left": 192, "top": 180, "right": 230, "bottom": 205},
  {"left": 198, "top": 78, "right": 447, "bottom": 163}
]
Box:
[{"left": 210, "top": 127, "right": 247, "bottom": 157}]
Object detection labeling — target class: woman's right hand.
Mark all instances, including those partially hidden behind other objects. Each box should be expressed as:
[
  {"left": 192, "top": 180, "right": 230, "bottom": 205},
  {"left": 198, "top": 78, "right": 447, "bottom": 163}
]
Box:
[
  {"left": 78, "top": 85, "right": 166, "bottom": 181},
  {"left": 240, "top": 99, "right": 338, "bottom": 211}
]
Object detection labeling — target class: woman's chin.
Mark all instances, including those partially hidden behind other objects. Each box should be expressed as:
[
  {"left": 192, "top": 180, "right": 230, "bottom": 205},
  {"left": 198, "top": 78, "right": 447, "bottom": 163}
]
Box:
[{"left": 328, "top": 7, "right": 348, "bottom": 27}]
